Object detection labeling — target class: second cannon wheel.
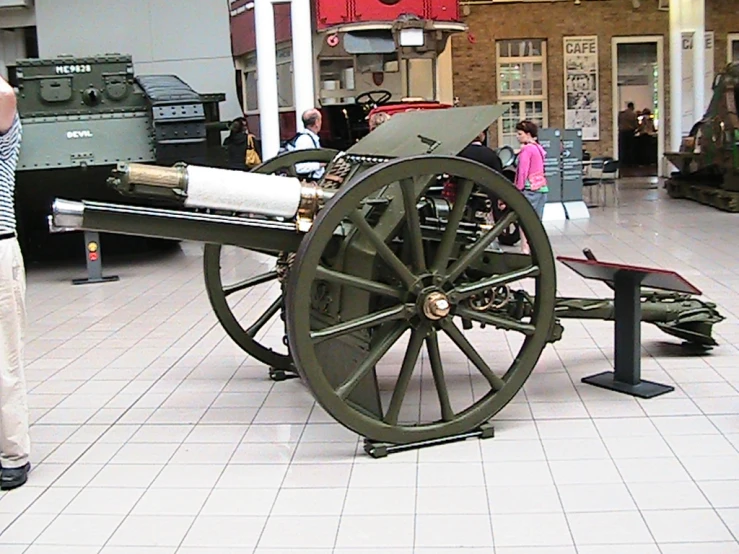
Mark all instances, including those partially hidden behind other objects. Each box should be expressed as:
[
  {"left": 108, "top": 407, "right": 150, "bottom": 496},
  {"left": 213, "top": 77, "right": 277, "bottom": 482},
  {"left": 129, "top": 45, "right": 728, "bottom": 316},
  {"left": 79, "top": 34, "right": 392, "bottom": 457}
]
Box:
[{"left": 203, "top": 149, "right": 338, "bottom": 375}]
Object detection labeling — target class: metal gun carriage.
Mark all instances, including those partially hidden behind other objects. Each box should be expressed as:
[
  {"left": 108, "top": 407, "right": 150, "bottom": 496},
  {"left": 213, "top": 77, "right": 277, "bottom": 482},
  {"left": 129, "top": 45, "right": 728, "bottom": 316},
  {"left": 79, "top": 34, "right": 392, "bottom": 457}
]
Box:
[{"left": 51, "top": 105, "right": 725, "bottom": 453}]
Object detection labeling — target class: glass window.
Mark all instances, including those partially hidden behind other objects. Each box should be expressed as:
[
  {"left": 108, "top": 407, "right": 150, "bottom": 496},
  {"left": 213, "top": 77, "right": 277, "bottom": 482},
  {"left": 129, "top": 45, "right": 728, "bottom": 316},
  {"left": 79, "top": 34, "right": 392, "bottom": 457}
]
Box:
[
  {"left": 245, "top": 70, "right": 258, "bottom": 112},
  {"left": 276, "top": 62, "right": 293, "bottom": 108},
  {"left": 496, "top": 39, "right": 548, "bottom": 149},
  {"left": 733, "top": 39, "right": 739, "bottom": 63},
  {"left": 319, "top": 59, "right": 356, "bottom": 105}
]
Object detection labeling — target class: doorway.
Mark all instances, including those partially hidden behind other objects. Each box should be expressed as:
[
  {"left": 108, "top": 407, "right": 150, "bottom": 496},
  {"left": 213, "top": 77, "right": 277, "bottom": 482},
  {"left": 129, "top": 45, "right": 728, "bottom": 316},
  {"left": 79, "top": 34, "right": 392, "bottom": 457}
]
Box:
[{"left": 612, "top": 37, "right": 665, "bottom": 177}]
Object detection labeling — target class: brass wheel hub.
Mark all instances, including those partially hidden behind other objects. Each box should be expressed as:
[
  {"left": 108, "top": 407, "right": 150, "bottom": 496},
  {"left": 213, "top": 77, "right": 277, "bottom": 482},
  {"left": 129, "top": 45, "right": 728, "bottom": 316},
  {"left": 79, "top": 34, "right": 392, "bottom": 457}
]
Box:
[{"left": 422, "top": 291, "right": 451, "bottom": 320}]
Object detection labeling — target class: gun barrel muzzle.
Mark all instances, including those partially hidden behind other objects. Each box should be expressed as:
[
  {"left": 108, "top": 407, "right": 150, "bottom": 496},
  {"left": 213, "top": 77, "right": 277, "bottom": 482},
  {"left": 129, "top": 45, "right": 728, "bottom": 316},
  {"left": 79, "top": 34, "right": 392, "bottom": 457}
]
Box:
[{"left": 51, "top": 199, "right": 85, "bottom": 231}]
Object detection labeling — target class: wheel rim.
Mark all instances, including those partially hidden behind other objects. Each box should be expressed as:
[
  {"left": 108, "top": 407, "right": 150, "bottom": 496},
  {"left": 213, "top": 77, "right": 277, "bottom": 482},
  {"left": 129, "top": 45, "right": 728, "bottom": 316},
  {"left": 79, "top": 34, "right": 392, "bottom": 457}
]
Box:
[
  {"left": 204, "top": 149, "right": 338, "bottom": 370},
  {"left": 286, "top": 155, "right": 557, "bottom": 444}
]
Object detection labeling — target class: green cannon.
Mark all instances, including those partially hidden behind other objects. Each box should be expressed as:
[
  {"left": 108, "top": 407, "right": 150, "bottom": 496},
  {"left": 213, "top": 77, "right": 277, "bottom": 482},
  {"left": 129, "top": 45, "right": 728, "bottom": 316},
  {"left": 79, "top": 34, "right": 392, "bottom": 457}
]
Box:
[{"left": 50, "top": 105, "right": 724, "bottom": 452}]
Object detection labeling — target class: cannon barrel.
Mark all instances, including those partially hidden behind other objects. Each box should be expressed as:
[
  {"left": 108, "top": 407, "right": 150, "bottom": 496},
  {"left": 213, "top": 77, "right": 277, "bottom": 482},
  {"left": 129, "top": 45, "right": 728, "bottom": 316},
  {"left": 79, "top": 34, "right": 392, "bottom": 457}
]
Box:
[
  {"left": 50, "top": 199, "right": 303, "bottom": 253},
  {"left": 107, "top": 162, "right": 333, "bottom": 221}
]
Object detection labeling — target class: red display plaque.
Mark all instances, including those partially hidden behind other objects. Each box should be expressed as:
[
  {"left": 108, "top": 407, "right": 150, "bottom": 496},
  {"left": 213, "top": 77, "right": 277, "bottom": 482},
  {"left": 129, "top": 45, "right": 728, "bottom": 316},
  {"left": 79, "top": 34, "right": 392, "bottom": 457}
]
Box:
[{"left": 557, "top": 256, "right": 702, "bottom": 296}]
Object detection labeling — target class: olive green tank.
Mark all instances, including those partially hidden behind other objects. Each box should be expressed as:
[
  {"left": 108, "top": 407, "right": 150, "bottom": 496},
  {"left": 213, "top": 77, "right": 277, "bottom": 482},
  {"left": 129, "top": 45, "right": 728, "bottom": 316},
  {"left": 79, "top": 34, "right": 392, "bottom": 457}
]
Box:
[{"left": 13, "top": 53, "right": 228, "bottom": 258}]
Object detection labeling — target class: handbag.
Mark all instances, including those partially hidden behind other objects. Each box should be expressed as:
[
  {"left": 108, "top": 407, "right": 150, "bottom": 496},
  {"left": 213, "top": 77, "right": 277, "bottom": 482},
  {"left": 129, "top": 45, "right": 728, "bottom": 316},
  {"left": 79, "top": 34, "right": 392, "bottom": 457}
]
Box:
[
  {"left": 245, "top": 134, "right": 262, "bottom": 169},
  {"left": 526, "top": 145, "right": 548, "bottom": 191}
]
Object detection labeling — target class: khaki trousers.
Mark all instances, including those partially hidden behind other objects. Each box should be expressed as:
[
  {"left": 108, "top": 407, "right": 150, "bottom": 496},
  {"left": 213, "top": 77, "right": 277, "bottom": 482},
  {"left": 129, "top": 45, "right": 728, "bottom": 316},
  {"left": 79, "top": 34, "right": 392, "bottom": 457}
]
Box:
[{"left": 0, "top": 237, "right": 30, "bottom": 469}]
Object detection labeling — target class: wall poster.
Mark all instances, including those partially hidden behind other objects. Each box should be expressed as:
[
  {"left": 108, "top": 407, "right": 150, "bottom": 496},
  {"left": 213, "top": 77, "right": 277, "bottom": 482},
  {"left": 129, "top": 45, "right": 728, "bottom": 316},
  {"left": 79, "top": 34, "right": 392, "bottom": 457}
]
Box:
[{"left": 563, "top": 36, "right": 600, "bottom": 141}]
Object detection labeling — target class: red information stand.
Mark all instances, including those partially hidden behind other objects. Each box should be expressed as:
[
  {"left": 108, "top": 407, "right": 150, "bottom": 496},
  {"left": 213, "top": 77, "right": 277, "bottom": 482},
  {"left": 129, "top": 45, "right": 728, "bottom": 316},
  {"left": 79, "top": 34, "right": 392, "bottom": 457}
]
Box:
[{"left": 557, "top": 252, "right": 701, "bottom": 399}]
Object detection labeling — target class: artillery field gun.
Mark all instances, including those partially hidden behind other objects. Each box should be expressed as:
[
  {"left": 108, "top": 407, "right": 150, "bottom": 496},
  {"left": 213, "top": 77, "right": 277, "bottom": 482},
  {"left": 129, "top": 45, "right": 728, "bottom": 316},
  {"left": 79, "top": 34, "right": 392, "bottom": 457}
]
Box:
[
  {"left": 51, "top": 106, "right": 724, "bottom": 451},
  {"left": 14, "top": 53, "right": 226, "bottom": 256},
  {"left": 665, "top": 62, "right": 739, "bottom": 212}
]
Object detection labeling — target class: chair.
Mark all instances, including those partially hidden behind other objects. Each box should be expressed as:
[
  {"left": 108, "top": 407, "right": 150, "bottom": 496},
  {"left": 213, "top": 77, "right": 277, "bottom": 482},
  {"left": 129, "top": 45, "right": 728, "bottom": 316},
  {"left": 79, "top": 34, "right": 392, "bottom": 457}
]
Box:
[{"left": 582, "top": 157, "right": 619, "bottom": 207}]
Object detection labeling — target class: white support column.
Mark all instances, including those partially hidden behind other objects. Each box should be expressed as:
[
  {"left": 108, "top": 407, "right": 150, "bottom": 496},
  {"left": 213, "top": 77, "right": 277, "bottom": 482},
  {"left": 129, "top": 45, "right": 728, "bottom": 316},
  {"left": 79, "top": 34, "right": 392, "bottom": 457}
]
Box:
[
  {"left": 691, "top": 0, "right": 706, "bottom": 122},
  {"left": 254, "top": 0, "right": 316, "bottom": 159},
  {"left": 289, "top": 0, "right": 315, "bottom": 132},
  {"left": 669, "top": 0, "right": 683, "bottom": 151},
  {"left": 255, "top": 0, "right": 281, "bottom": 161}
]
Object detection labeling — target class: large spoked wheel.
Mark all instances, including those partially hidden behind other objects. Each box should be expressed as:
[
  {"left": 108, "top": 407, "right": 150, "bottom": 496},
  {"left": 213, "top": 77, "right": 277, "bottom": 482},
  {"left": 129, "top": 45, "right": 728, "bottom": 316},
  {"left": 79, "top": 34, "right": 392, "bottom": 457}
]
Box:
[
  {"left": 286, "top": 155, "right": 557, "bottom": 444},
  {"left": 203, "top": 149, "right": 338, "bottom": 376}
]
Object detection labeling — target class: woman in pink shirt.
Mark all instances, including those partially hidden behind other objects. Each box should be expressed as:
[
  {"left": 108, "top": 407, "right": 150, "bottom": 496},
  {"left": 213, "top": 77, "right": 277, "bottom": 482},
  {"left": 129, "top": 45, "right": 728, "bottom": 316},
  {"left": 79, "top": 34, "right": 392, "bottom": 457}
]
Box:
[{"left": 514, "top": 120, "right": 548, "bottom": 254}]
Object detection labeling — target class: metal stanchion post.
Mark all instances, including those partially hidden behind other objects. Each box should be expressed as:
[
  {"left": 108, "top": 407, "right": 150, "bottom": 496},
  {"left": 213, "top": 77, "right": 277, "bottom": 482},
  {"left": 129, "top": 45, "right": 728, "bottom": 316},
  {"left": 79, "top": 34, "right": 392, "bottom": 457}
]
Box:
[{"left": 72, "top": 231, "right": 120, "bottom": 285}]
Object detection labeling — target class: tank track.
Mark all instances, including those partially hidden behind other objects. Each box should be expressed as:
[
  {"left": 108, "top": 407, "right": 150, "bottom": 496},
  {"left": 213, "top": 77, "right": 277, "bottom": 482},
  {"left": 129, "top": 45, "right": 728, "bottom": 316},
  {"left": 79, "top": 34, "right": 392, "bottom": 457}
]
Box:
[
  {"left": 135, "top": 75, "right": 208, "bottom": 166},
  {"left": 665, "top": 178, "right": 739, "bottom": 213}
]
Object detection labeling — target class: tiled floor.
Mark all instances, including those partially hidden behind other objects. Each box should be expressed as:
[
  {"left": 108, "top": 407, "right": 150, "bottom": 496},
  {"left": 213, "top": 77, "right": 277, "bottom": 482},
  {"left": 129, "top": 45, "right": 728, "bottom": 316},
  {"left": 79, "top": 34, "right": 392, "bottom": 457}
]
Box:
[{"left": 2, "top": 178, "right": 739, "bottom": 553}]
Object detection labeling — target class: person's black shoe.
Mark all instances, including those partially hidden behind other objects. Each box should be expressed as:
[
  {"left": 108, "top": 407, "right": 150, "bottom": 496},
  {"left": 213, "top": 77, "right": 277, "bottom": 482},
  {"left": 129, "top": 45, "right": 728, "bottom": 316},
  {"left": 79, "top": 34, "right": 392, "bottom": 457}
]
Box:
[{"left": 1, "top": 463, "right": 31, "bottom": 491}]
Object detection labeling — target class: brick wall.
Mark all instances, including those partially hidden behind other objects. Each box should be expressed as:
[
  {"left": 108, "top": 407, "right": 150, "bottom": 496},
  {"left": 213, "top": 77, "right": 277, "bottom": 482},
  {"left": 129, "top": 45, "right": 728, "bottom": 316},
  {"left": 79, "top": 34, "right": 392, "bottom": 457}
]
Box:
[{"left": 451, "top": 0, "right": 739, "bottom": 156}]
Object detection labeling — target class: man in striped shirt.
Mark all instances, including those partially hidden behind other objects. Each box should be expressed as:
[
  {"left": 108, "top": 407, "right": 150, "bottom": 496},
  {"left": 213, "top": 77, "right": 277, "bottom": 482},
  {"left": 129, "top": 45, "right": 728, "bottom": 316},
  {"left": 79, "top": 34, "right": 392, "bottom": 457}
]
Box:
[{"left": 0, "top": 73, "right": 31, "bottom": 490}]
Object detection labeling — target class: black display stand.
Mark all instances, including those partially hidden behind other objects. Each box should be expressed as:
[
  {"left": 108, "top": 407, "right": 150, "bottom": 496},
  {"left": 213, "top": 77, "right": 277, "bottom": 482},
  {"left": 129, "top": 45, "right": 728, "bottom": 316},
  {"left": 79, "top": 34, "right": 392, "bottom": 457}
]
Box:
[{"left": 557, "top": 253, "right": 701, "bottom": 399}]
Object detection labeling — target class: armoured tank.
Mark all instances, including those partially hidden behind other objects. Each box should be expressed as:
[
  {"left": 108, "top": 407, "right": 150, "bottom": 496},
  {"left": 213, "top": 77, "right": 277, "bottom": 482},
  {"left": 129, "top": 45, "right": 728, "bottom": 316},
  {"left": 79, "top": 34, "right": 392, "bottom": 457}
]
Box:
[
  {"left": 14, "top": 53, "right": 228, "bottom": 258},
  {"left": 664, "top": 62, "right": 739, "bottom": 212}
]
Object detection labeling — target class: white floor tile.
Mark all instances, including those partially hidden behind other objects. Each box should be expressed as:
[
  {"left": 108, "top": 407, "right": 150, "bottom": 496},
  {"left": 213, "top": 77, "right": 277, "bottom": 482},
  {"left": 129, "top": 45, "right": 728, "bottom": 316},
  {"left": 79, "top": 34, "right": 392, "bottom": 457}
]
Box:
[
  {"left": 180, "top": 515, "right": 266, "bottom": 548},
  {"left": 487, "top": 485, "right": 562, "bottom": 514},
  {"left": 698, "top": 481, "right": 739, "bottom": 508},
  {"left": 281, "top": 463, "right": 351, "bottom": 488},
  {"left": 558, "top": 483, "right": 636, "bottom": 512},
  {"left": 567, "top": 511, "right": 654, "bottom": 545},
  {"left": 492, "top": 513, "right": 572, "bottom": 547},
  {"left": 642, "top": 509, "right": 735, "bottom": 543},
  {"left": 257, "top": 516, "right": 339, "bottom": 548},
  {"left": 64, "top": 487, "right": 145, "bottom": 515},
  {"left": 343, "top": 486, "right": 416, "bottom": 515},
  {"left": 415, "top": 514, "right": 493, "bottom": 548},
  {"left": 108, "top": 515, "right": 195, "bottom": 547},
  {"left": 35, "top": 514, "right": 124, "bottom": 546},
  {"left": 335, "top": 515, "right": 415, "bottom": 548},
  {"left": 130, "top": 488, "right": 210, "bottom": 516},
  {"left": 270, "top": 487, "right": 346, "bottom": 516},
  {"left": 418, "top": 462, "right": 486, "bottom": 487},
  {"left": 549, "top": 459, "right": 623, "bottom": 485},
  {"left": 415, "top": 486, "right": 489, "bottom": 515},
  {"left": 627, "top": 482, "right": 711, "bottom": 510},
  {"left": 614, "top": 457, "right": 692, "bottom": 483}
]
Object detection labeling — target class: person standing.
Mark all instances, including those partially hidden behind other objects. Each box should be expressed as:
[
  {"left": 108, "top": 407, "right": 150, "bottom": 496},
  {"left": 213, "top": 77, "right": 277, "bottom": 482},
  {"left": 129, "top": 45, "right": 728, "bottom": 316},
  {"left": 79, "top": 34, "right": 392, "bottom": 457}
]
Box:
[
  {"left": 293, "top": 108, "right": 326, "bottom": 181},
  {"left": 618, "top": 102, "right": 638, "bottom": 166},
  {"left": 514, "top": 120, "right": 548, "bottom": 255},
  {"left": 223, "top": 118, "right": 248, "bottom": 171},
  {"left": 0, "top": 73, "right": 31, "bottom": 490}
]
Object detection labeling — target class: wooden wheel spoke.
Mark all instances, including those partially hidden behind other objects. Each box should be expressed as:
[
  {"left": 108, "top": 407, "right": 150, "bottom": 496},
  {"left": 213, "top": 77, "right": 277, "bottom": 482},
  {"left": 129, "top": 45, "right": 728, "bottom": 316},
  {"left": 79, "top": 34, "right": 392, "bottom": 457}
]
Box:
[
  {"left": 224, "top": 270, "right": 279, "bottom": 297},
  {"left": 426, "top": 332, "right": 455, "bottom": 422},
  {"left": 310, "top": 304, "right": 414, "bottom": 344},
  {"left": 336, "top": 322, "right": 410, "bottom": 400},
  {"left": 439, "top": 318, "right": 506, "bottom": 391},
  {"left": 315, "top": 266, "right": 403, "bottom": 300},
  {"left": 432, "top": 179, "right": 474, "bottom": 273},
  {"left": 449, "top": 265, "right": 540, "bottom": 303},
  {"left": 349, "top": 210, "right": 417, "bottom": 289},
  {"left": 400, "top": 178, "right": 427, "bottom": 273},
  {"left": 385, "top": 326, "right": 427, "bottom": 425},
  {"left": 446, "top": 211, "right": 519, "bottom": 283},
  {"left": 455, "top": 306, "right": 536, "bottom": 336},
  {"left": 246, "top": 296, "right": 283, "bottom": 338}
]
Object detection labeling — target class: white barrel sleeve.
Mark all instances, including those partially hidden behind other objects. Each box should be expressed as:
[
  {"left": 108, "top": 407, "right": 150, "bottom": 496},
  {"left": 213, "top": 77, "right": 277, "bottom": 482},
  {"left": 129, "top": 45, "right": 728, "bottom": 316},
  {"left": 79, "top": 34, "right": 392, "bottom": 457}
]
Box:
[{"left": 183, "top": 166, "right": 303, "bottom": 218}]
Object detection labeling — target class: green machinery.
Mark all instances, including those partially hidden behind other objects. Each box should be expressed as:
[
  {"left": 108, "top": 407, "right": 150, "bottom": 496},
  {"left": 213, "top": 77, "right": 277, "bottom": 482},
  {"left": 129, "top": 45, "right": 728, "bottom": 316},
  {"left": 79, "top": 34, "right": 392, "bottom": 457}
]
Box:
[
  {"left": 14, "top": 53, "right": 226, "bottom": 254},
  {"left": 51, "top": 106, "right": 724, "bottom": 452},
  {"left": 665, "top": 62, "right": 739, "bottom": 212}
]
